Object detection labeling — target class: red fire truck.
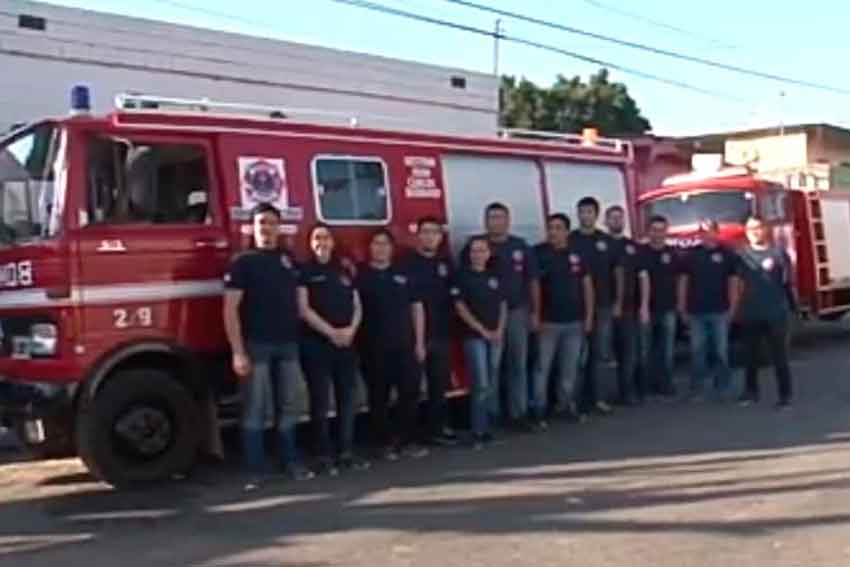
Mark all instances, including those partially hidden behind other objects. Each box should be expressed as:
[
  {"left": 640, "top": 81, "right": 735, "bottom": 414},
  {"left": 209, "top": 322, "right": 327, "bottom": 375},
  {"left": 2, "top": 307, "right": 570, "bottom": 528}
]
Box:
[
  {"left": 0, "top": 89, "right": 637, "bottom": 485},
  {"left": 638, "top": 166, "right": 850, "bottom": 320}
]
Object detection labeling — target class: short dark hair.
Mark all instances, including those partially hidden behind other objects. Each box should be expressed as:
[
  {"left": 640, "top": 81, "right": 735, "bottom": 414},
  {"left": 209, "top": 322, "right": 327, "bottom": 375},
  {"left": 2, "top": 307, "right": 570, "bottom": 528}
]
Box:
[
  {"left": 370, "top": 228, "right": 395, "bottom": 245},
  {"left": 307, "top": 222, "right": 332, "bottom": 243},
  {"left": 605, "top": 205, "right": 625, "bottom": 217},
  {"left": 648, "top": 214, "right": 669, "bottom": 227},
  {"left": 547, "top": 213, "right": 571, "bottom": 231},
  {"left": 485, "top": 202, "right": 510, "bottom": 216},
  {"left": 417, "top": 216, "right": 442, "bottom": 231},
  {"left": 251, "top": 202, "right": 281, "bottom": 220},
  {"left": 577, "top": 197, "right": 600, "bottom": 214},
  {"left": 467, "top": 235, "right": 491, "bottom": 250}
]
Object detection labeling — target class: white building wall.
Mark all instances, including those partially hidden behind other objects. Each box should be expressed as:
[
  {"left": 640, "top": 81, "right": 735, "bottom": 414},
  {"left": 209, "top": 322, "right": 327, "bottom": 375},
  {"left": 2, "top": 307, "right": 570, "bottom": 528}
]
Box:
[{"left": 0, "top": 0, "right": 499, "bottom": 135}]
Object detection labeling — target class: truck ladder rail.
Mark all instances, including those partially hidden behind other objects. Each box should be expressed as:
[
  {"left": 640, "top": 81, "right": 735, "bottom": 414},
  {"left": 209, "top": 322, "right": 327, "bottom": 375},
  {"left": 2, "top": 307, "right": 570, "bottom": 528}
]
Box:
[
  {"left": 803, "top": 190, "right": 833, "bottom": 291},
  {"left": 498, "top": 127, "right": 632, "bottom": 157},
  {"left": 114, "top": 93, "right": 372, "bottom": 127}
]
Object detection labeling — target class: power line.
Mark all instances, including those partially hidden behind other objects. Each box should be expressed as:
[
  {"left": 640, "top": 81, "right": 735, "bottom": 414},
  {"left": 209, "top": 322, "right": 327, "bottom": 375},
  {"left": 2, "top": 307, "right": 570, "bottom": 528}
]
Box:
[
  {"left": 582, "top": 0, "right": 737, "bottom": 49},
  {"left": 328, "top": 0, "right": 747, "bottom": 102},
  {"left": 441, "top": 0, "right": 850, "bottom": 95}
]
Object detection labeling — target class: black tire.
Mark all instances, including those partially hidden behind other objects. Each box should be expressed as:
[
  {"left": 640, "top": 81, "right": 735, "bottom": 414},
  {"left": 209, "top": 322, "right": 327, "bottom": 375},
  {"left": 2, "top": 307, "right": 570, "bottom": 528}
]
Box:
[
  {"left": 13, "top": 417, "right": 76, "bottom": 459},
  {"left": 76, "top": 369, "right": 201, "bottom": 487}
]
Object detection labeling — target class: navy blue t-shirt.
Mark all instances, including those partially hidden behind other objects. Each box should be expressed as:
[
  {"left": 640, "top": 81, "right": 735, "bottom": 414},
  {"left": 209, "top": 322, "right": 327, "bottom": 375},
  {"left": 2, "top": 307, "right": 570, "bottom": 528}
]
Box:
[
  {"left": 355, "top": 264, "right": 419, "bottom": 349},
  {"left": 570, "top": 229, "right": 618, "bottom": 309},
  {"left": 461, "top": 234, "right": 538, "bottom": 309},
  {"left": 224, "top": 248, "right": 299, "bottom": 344},
  {"left": 683, "top": 245, "right": 738, "bottom": 315},
  {"left": 297, "top": 258, "right": 356, "bottom": 341},
  {"left": 610, "top": 236, "right": 648, "bottom": 315},
  {"left": 451, "top": 268, "right": 505, "bottom": 336},
  {"left": 401, "top": 251, "right": 455, "bottom": 341},
  {"left": 644, "top": 245, "right": 682, "bottom": 314},
  {"left": 736, "top": 245, "right": 794, "bottom": 323},
  {"left": 535, "top": 242, "right": 587, "bottom": 324}
]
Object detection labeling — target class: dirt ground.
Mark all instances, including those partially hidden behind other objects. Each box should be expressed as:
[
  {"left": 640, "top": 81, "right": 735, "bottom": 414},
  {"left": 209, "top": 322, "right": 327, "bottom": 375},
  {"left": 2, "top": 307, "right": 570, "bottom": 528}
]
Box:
[{"left": 0, "top": 322, "right": 849, "bottom": 567}]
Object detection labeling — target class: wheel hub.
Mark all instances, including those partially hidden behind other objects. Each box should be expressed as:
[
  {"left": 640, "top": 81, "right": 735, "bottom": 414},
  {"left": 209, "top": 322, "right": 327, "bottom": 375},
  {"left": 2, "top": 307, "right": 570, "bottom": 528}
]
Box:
[{"left": 113, "top": 406, "right": 173, "bottom": 457}]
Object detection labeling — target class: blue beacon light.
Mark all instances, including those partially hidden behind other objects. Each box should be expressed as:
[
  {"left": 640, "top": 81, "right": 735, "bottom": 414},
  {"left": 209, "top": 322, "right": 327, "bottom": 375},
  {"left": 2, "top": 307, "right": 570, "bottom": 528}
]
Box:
[{"left": 70, "top": 85, "right": 91, "bottom": 115}]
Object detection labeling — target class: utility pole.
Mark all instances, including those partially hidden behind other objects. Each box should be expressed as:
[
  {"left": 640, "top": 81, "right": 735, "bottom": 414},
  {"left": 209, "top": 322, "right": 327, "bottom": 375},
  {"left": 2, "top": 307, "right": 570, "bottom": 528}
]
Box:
[
  {"left": 779, "top": 90, "right": 786, "bottom": 137},
  {"left": 493, "top": 18, "right": 502, "bottom": 76}
]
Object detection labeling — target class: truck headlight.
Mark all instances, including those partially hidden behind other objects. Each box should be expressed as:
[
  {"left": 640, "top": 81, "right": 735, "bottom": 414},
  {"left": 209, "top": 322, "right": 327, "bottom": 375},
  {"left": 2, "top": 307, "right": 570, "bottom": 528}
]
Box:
[{"left": 30, "top": 323, "right": 58, "bottom": 356}]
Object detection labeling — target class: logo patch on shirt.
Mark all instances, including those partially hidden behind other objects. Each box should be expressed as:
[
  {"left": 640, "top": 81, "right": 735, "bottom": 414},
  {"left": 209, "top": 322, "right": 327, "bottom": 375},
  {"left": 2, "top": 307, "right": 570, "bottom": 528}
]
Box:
[
  {"left": 661, "top": 253, "right": 672, "bottom": 265},
  {"left": 450, "top": 286, "right": 460, "bottom": 297},
  {"left": 280, "top": 254, "right": 292, "bottom": 270},
  {"left": 761, "top": 257, "right": 775, "bottom": 271},
  {"left": 488, "top": 277, "right": 499, "bottom": 290},
  {"left": 626, "top": 244, "right": 636, "bottom": 255},
  {"left": 568, "top": 254, "right": 580, "bottom": 265},
  {"left": 711, "top": 252, "right": 723, "bottom": 263},
  {"left": 596, "top": 240, "right": 608, "bottom": 252},
  {"left": 393, "top": 274, "right": 408, "bottom": 285},
  {"left": 340, "top": 275, "right": 352, "bottom": 287},
  {"left": 438, "top": 262, "right": 449, "bottom": 278},
  {"left": 512, "top": 250, "right": 524, "bottom": 262}
]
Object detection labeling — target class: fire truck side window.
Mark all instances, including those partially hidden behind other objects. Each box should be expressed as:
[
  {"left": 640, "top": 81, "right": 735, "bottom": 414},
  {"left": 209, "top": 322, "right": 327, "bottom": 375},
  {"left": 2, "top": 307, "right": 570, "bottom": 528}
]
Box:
[
  {"left": 313, "top": 157, "right": 389, "bottom": 224},
  {"left": 87, "top": 138, "right": 210, "bottom": 226},
  {"left": 763, "top": 189, "right": 788, "bottom": 221}
]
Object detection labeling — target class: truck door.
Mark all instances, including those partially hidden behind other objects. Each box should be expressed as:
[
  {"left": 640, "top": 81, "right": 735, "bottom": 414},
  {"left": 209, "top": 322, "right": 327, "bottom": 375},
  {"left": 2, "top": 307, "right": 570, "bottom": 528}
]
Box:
[
  {"left": 543, "top": 161, "right": 631, "bottom": 235},
  {"left": 76, "top": 134, "right": 230, "bottom": 354}
]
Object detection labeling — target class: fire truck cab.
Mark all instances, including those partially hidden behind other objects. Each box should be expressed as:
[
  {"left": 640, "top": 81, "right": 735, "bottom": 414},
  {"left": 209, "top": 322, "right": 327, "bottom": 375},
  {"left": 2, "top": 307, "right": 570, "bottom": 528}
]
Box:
[
  {"left": 0, "top": 88, "right": 636, "bottom": 486},
  {"left": 638, "top": 165, "right": 850, "bottom": 320}
]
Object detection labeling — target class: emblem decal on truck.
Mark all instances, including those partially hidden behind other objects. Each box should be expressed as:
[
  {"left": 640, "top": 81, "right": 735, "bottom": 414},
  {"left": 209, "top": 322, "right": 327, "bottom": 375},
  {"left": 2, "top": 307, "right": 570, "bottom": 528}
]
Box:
[{"left": 238, "top": 157, "right": 288, "bottom": 211}]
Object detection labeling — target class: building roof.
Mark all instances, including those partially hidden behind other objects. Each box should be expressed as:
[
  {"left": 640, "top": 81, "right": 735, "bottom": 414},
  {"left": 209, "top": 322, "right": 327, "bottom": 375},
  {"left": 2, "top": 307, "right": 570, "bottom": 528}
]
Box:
[{"left": 675, "top": 123, "right": 850, "bottom": 152}]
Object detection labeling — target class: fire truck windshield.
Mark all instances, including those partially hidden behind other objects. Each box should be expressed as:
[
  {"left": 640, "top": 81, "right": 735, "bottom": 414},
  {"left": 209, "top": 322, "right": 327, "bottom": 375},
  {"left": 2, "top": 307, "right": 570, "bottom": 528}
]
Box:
[
  {"left": 0, "top": 123, "right": 64, "bottom": 245},
  {"left": 643, "top": 189, "right": 754, "bottom": 229}
]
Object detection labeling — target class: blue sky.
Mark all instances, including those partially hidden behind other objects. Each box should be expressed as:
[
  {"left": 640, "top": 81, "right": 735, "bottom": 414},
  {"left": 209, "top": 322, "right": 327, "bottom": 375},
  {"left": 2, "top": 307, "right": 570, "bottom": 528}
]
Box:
[{"left": 44, "top": 0, "right": 850, "bottom": 135}]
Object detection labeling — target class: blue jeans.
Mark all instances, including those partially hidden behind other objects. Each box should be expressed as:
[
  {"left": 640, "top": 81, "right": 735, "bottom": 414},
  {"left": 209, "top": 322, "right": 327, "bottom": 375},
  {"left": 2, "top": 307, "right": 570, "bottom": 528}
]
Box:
[
  {"left": 464, "top": 338, "right": 503, "bottom": 436},
  {"left": 689, "top": 312, "right": 732, "bottom": 397},
  {"left": 243, "top": 342, "right": 301, "bottom": 468},
  {"left": 613, "top": 317, "right": 641, "bottom": 402},
  {"left": 581, "top": 307, "right": 613, "bottom": 410},
  {"left": 501, "top": 306, "right": 530, "bottom": 420},
  {"left": 531, "top": 322, "right": 584, "bottom": 418},
  {"left": 643, "top": 311, "right": 676, "bottom": 395}
]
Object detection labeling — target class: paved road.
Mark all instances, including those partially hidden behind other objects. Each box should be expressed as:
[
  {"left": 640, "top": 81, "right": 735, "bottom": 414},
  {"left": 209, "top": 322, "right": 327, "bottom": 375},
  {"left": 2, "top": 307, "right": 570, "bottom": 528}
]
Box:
[{"left": 1, "top": 323, "right": 849, "bottom": 567}]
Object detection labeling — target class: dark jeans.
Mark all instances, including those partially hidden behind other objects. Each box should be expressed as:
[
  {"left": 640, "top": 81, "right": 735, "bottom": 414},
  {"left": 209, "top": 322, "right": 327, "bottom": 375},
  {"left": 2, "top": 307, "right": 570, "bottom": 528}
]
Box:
[
  {"left": 301, "top": 337, "right": 358, "bottom": 459},
  {"left": 424, "top": 339, "right": 452, "bottom": 437},
  {"left": 613, "top": 316, "right": 641, "bottom": 403},
  {"left": 689, "top": 312, "right": 732, "bottom": 397},
  {"left": 580, "top": 307, "right": 613, "bottom": 410},
  {"left": 361, "top": 343, "right": 421, "bottom": 447},
  {"left": 642, "top": 311, "right": 676, "bottom": 396},
  {"left": 741, "top": 319, "right": 793, "bottom": 402}
]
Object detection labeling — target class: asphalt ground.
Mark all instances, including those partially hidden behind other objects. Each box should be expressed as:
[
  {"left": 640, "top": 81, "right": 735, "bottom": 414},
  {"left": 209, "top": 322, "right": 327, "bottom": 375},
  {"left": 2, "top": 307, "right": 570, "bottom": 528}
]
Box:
[{"left": 0, "top": 321, "right": 848, "bottom": 567}]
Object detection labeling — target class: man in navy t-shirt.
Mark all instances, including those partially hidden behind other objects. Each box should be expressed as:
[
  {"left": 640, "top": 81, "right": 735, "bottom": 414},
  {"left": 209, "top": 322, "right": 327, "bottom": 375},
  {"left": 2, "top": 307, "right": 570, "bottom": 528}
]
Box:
[
  {"left": 677, "top": 219, "right": 739, "bottom": 401},
  {"left": 224, "top": 203, "right": 313, "bottom": 483},
  {"left": 461, "top": 202, "right": 541, "bottom": 430}
]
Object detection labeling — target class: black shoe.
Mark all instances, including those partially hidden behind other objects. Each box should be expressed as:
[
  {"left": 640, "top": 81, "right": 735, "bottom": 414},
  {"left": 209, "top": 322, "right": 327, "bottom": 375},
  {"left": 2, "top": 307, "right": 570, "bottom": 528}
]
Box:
[
  {"left": 593, "top": 401, "right": 614, "bottom": 415},
  {"left": 429, "top": 430, "right": 459, "bottom": 447},
  {"left": 314, "top": 457, "right": 339, "bottom": 478},
  {"left": 530, "top": 419, "right": 549, "bottom": 433},
  {"left": 471, "top": 434, "right": 486, "bottom": 451},
  {"left": 775, "top": 399, "right": 793, "bottom": 411},
  {"left": 399, "top": 443, "right": 430, "bottom": 459},
  {"left": 283, "top": 463, "right": 316, "bottom": 482},
  {"left": 738, "top": 393, "right": 759, "bottom": 407},
  {"left": 377, "top": 445, "right": 400, "bottom": 462},
  {"left": 338, "top": 453, "right": 371, "bottom": 472}
]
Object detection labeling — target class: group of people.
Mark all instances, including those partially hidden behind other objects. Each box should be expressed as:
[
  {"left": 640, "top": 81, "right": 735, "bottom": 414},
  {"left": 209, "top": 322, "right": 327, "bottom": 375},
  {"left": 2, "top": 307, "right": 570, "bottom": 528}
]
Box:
[{"left": 223, "top": 197, "right": 797, "bottom": 484}]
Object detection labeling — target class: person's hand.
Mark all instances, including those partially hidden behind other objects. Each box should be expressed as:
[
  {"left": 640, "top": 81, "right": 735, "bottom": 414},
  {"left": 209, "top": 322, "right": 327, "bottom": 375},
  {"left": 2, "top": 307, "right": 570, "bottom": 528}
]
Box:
[
  {"left": 489, "top": 330, "right": 504, "bottom": 345},
  {"left": 338, "top": 326, "right": 357, "bottom": 347},
  {"left": 328, "top": 329, "right": 348, "bottom": 348},
  {"left": 415, "top": 341, "right": 427, "bottom": 363},
  {"left": 639, "top": 306, "right": 650, "bottom": 325},
  {"left": 530, "top": 311, "right": 541, "bottom": 333},
  {"left": 583, "top": 317, "right": 594, "bottom": 335},
  {"left": 232, "top": 352, "right": 252, "bottom": 380},
  {"left": 612, "top": 304, "right": 623, "bottom": 319}
]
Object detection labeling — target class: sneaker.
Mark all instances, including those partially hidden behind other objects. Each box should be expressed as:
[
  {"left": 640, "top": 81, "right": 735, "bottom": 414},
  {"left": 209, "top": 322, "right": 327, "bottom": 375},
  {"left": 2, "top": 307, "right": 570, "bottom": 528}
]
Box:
[
  {"left": 688, "top": 393, "right": 705, "bottom": 404},
  {"left": 378, "top": 445, "right": 400, "bottom": 462},
  {"left": 338, "top": 453, "right": 371, "bottom": 472},
  {"left": 399, "top": 443, "right": 430, "bottom": 459},
  {"left": 531, "top": 419, "right": 549, "bottom": 433},
  {"left": 284, "top": 463, "right": 316, "bottom": 482},
  {"left": 429, "top": 429, "right": 460, "bottom": 447},
  {"left": 775, "top": 400, "right": 793, "bottom": 411},
  {"left": 738, "top": 393, "right": 759, "bottom": 407},
  {"left": 471, "top": 434, "right": 486, "bottom": 451},
  {"left": 315, "top": 458, "right": 340, "bottom": 478},
  {"left": 594, "top": 401, "right": 614, "bottom": 415}
]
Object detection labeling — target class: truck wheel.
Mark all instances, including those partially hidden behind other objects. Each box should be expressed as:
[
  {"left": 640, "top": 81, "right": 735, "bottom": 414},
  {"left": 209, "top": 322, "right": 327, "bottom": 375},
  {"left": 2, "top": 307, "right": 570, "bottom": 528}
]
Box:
[
  {"left": 76, "top": 369, "right": 201, "bottom": 487},
  {"left": 13, "top": 417, "right": 76, "bottom": 459}
]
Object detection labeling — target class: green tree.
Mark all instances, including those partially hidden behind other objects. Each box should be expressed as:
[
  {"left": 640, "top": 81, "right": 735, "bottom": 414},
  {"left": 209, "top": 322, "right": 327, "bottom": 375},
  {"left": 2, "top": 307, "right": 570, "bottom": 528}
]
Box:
[{"left": 500, "top": 69, "right": 651, "bottom": 135}]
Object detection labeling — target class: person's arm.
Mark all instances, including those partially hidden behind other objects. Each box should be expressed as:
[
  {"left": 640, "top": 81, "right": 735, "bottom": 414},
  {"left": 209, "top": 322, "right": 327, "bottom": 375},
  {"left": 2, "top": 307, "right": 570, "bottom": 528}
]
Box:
[
  {"left": 613, "top": 265, "right": 625, "bottom": 318},
  {"left": 223, "top": 289, "right": 251, "bottom": 379},
  {"left": 455, "top": 300, "right": 488, "bottom": 338},
  {"left": 412, "top": 300, "right": 427, "bottom": 362},
  {"left": 582, "top": 274, "right": 595, "bottom": 334},
  {"left": 345, "top": 290, "right": 363, "bottom": 342},
  {"left": 677, "top": 274, "right": 689, "bottom": 319},
  {"left": 527, "top": 244, "right": 541, "bottom": 331},
  {"left": 494, "top": 300, "right": 508, "bottom": 343},
  {"left": 638, "top": 270, "right": 651, "bottom": 324},
  {"left": 297, "top": 286, "right": 341, "bottom": 343}
]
